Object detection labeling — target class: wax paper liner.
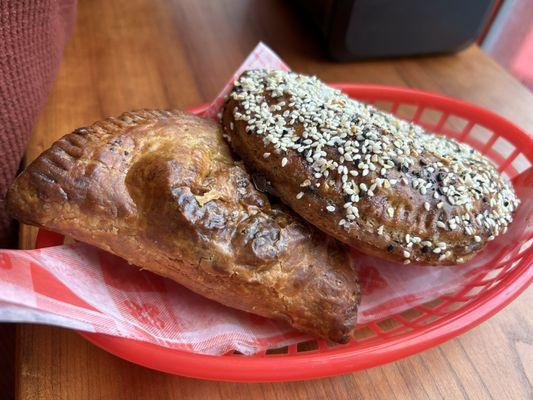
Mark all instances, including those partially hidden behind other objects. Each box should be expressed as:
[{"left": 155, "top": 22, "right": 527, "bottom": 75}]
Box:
[{"left": 1, "top": 42, "right": 530, "bottom": 355}]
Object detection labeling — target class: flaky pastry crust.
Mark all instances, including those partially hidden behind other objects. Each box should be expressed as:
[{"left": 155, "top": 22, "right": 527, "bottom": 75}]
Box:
[{"left": 7, "top": 109, "right": 359, "bottom": 342}]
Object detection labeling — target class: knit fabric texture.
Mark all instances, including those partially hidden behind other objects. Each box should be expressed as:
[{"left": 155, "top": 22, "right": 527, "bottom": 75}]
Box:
[{"left": 0, "top": 0, "right": 76, "bottom": 247}]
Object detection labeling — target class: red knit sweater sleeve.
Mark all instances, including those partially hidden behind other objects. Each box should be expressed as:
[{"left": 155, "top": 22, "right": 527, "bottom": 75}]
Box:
[{"left": 0, "top": 0, "right": 76, "bottom": 247}]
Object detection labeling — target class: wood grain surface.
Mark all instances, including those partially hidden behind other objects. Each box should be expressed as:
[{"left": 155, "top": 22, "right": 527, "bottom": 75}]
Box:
[{"left": 14, "top": 0, "right": 533, "bottom": 399}]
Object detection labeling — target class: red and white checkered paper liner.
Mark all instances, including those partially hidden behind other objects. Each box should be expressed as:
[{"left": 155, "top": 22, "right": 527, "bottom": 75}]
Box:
[{"left": 0, "top": 43, "right": 530, "bottom": 355}]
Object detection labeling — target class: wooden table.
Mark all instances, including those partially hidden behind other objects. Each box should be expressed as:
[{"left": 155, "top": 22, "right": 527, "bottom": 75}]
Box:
[{"left": 14, "top": 0, "right": 533, "bottom": 398}]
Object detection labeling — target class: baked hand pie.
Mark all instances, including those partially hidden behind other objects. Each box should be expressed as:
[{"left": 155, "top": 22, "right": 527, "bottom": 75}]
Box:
[
  {"left": 222, "top": 70, "right": 520, "bottom": 265},
  {"left": 7, "top": 109, "right": 359, "bottom": 343}
]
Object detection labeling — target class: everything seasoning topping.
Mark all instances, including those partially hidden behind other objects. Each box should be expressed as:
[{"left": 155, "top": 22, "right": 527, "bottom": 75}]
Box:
[{"left": 229, "top": 70, "right": 519, "bottom": 263}]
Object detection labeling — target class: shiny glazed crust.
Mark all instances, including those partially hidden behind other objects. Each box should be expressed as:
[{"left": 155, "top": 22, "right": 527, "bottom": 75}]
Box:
[
  {"left": 7, "top": 110, "right": 359, "bottom": 343},
  {"left": 222, "top": 70, "right": 519, "bottom": 265}
]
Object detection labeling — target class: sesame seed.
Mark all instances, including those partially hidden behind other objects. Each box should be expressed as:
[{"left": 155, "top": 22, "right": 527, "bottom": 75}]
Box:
[
  {"left": 474, "top": 235, "right": 481, "bottom": 243},
  {"left": 377, "top": 225, "right": 384, "bottom": 235},
  {"left": 433, "top": 247, "right": 442, "bottom": 254},
  {"left": 326, "top": 205, "right": 336, "bottom": 212},
  {"left": 403, "top": 250, "right": 411, "bottom": 258},
  {"left": 231, "top": 70, "right": 519, "bottom": 250},
  {"left": 296, "top": 192, "right": 304, "bottom": 199}
]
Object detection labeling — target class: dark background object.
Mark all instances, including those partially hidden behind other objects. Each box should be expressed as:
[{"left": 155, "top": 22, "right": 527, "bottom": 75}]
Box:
[{"left": 295, "top": 0, "right": 497, "bottom": 60}]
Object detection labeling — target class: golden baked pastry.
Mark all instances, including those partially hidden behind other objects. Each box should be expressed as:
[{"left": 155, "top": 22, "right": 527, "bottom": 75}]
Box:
[
  {"left": 7, "top": 109, "right": 359, "bottom": 343},
  {"left": 222, "top": 70, "right": 520, "bottom": 265}
]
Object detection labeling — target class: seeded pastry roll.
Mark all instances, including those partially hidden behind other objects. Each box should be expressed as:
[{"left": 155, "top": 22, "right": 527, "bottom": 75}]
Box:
[
  {"left": 7, "top": 110, "right": 360, "bottom": 343},
  {"left": 222, "top": 70, "right": 519, "bottom": 265}
]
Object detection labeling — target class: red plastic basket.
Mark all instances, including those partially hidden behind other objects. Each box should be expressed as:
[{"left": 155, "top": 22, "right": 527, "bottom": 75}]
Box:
[{"left": 36, "top": 83, "right": 533, "bottom": 382}]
